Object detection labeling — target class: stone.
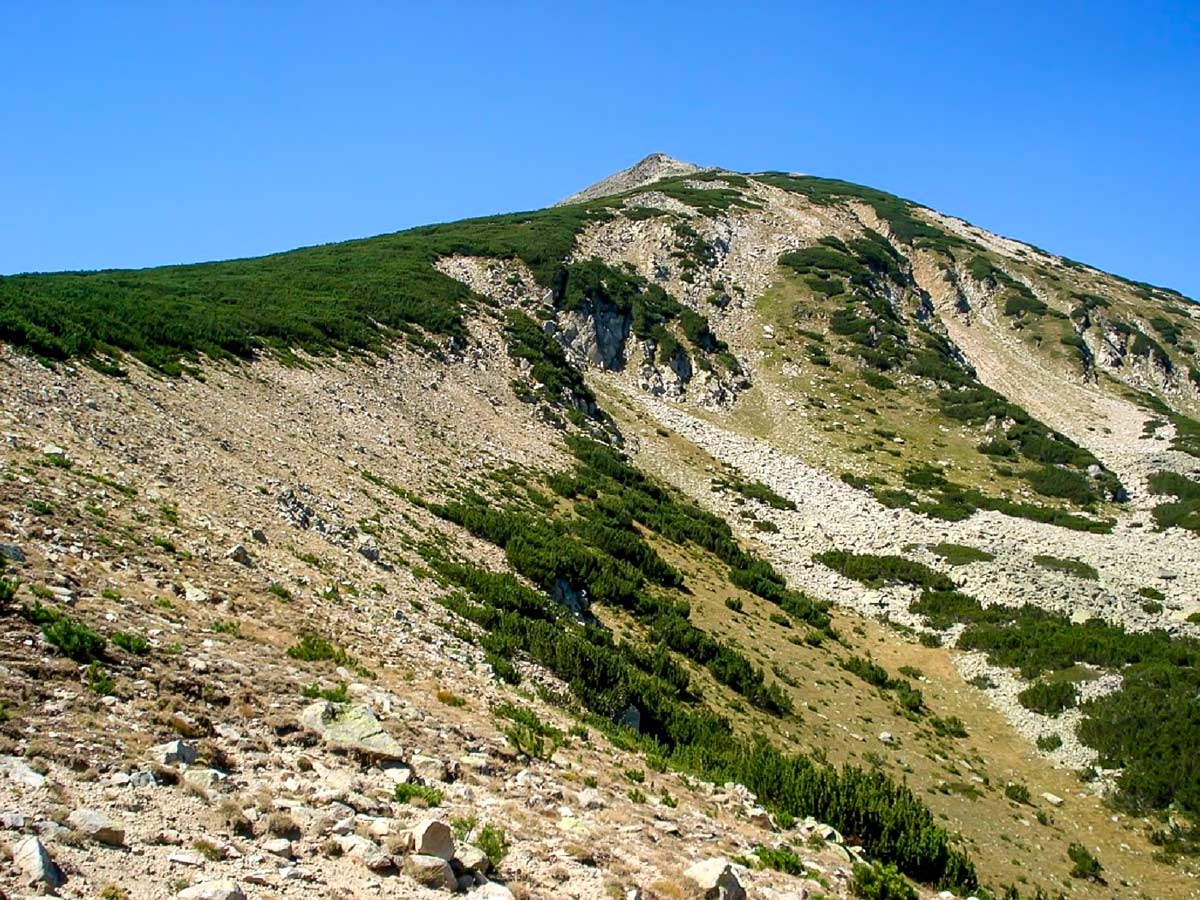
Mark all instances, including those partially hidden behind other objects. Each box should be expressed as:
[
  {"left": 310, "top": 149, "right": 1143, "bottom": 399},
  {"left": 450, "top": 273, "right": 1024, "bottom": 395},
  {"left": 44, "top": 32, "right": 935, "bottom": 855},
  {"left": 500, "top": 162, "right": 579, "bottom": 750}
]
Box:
[
  {"left": 177, "top": 880, "right": 247, "bottom": 900},
  {"left": 683, "top": 857, "right": 746, "bottom": 900},
  {"left": 410, "top": 818, "right": 455, "bottom": 860},
  {"left": 146, "top": 739, "right": 198, "bottom": 767},
  {"left": 404, "top": 853, "right": 457, "bottom": 890},
  {"left": 576, "top": 788, "right": 605, "bottom": 810},
  {"left": 453, "top": 843, "right": 490, "bottom": 874},
  {"left": 11, "top": 835, "right": 65, "bottom": 889},
  {"left": 183, "top": 768, "right": 228, "bottom": 792},
  {"left": 1, "top": 756, "right": 46, "bottom": 788},
  {"left": 471, "top": 884, "right": 516, "bottom": 900},
  {"left": 250, "top": 528, "right": 268, "bottom": 544},
  {"left": 298, "top": 701, "right": 404, "bottom": 760},
  {"left": 262, "top": 838, "right": 293, "bottom": 858},
  {"left": 1041, "top": 792, "right": 1065, "bottom": 807},
  {"left": 67, "top": 808, "right": 125, "bottom": 846},
  {"left": 409, "top": 753, "right": 448, "bottom": 784},
  {"left": 226, "top": 544, "right": 252, "bottom": 566},
  {"left": 182, "top": 581, "right": 210, "bottom": 604},
  {"left": 0, "top": 543, "right": 25, "bottom": 563},
  {"left": 878, "top": 731, "right": 894, "bottom": 745}
]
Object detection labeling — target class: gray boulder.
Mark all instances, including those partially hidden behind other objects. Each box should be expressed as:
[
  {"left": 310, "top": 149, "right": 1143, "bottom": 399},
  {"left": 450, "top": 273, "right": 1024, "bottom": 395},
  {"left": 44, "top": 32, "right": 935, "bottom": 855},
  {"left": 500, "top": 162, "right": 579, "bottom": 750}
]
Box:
[
  {"left": 147, "top": 739, "right": 198, "bottom": 766},
  {"left": 404, "top": 853, "right": 457, "bottom": 890},
  {"left": 298, "top": 701, "right": 404, "bottom": 760},
  {"left": 68, "top": 808, "right": 125, "bottom": 846},
  {"left": 177, "top": 880, "right": 247, "bottom": 900},
  {"left": 410, "top": 818, "right": 455, "bottom": 860},
  {"left": 11, "top": 835, "right": 65, "bottom": 889},
  {"left": 683, "top": 857, "right": 746, "bottom": 900}
]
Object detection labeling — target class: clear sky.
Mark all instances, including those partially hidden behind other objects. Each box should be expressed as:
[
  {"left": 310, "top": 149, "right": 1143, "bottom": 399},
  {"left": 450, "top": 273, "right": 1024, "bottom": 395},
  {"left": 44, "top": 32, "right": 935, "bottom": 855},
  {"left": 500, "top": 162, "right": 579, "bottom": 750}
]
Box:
[{"left": 3, "top": 2, "right": 1197, "bottom": 298}]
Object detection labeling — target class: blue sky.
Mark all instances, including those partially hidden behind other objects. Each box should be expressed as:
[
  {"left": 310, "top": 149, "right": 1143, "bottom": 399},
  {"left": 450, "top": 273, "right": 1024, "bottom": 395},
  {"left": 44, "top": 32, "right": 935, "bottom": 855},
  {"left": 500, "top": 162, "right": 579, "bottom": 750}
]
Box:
[{"left": 2, "top": 2, "right": 1197, "bottom": 298}]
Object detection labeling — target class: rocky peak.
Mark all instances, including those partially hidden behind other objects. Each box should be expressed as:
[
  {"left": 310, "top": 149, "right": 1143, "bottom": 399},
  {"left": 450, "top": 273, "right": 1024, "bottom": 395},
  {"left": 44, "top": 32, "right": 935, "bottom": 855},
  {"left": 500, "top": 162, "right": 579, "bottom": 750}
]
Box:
[{"left": 555, "top": 151, "right": 702, "bottom": 206}]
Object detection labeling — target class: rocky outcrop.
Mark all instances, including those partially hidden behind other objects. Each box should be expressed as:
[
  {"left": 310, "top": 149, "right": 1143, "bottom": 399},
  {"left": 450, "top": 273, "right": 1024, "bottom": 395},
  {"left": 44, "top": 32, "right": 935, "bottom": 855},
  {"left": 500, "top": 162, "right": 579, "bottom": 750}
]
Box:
[{"left": 298, "top": 701, "right": 405, "bottom": 760}]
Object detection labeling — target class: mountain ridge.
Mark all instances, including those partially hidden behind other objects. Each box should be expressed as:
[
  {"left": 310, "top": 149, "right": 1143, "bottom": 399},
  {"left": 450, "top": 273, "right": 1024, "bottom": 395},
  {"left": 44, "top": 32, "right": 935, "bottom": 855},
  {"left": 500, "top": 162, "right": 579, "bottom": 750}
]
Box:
[{"left": 1, "top": 156, "right": 1199, "bottom": 900}]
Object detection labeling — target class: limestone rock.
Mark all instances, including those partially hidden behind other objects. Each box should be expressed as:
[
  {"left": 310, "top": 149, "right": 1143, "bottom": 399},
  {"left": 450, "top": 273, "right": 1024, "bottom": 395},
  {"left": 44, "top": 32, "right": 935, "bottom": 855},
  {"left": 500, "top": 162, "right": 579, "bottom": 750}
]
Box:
[
  {"left": 67, "top": 808, "right": 125, "bottom": 846},
  {"left": 410, "top": 818, "right": 455, "bottom": 860},
  {"left": 225, "top": 544, "right": 252, "bottom": 566},
  {"left": 146, "top": 739, "right": 198, "bottom": 767},
  {"left": 453, "top": 843, "right": 491, "bottom": 874},
  {"left": 683, "top": 857, "right": 746, "bottom": 900},
  {"left": 11, "top": 835, "right": 65, "bottom": 889},
  {"left": 471, "top": 884, "right": 516, "bottom": 900},
  {"left": 298, "top": 701, "right": 404, "bottom": 760},
  {"left": 404, "top": 853, "right": 457, "bottom": 890},
  {"left": 177, "top": 880, "right": 247, "bottom": 900}
]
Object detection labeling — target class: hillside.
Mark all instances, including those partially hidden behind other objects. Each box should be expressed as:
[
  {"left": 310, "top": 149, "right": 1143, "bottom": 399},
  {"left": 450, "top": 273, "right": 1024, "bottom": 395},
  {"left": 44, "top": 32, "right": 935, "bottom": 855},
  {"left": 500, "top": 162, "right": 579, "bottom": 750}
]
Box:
[{"left": 1, "top": 154, "right": 1199, "bottom": 900}]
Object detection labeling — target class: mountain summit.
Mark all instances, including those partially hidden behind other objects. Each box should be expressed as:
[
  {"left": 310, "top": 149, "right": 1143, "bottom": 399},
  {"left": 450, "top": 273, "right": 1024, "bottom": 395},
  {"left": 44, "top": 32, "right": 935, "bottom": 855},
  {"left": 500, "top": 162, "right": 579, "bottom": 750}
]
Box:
[
  {"left": 555, "top": 151, "right": 702, "bottom": 205},
  {"left": 0, "top": 161, "right": 1198, "bottom": 900}
]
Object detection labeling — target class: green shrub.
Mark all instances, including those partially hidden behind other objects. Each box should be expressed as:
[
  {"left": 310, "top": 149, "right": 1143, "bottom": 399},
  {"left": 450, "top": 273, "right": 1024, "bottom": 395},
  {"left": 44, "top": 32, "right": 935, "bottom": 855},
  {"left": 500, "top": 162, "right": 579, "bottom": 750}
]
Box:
[
  {"left": 850, "top": 861, "right": 917, "bottom": 900},
  {"left": 476, "top": 824, "right": 509, "bottom": 867},
  {"left": 817, "top": 550, "right": 953, "bottom": 591},
  {"left": 712, "top": 475, "right": 796, "bottom": 510},
  {"left": 111, "top": 631, "right": 150, "bottom": 655},
  {"left": 287, "top": 632, "right": 349, "bottom": 664},
  {"left": 86, "top": 661, "right": 116, "bottom": 695},
  {"left": 1017, "top": 679, "right": 1078, "bottom": 716},
  {"left": 394, "top": 783, "right": 443, "bottom": 806},
  {"left": 929, "top": 543, "right": 994, "bottom": 566},
  {"left": 755, "top": 844, "right": 809, "bottom": 876},
  {"left": 1004, "top": 782, "right": 1031, "bottom": 805},
  {"left": 1036, "top": 734, "right": 1063, "bottom": 751},
  {"left": 300, "top": 682, "right": 349, "bottom": 702},
  {"left": 1033, "top": 554, "right": 1098, "bottom": 581},
  {"left": 1067, "top": 843, "right": 1104, "bottom": 882},
  {"left": 42, "top": 616, "right": 106, "bottom": 662}
]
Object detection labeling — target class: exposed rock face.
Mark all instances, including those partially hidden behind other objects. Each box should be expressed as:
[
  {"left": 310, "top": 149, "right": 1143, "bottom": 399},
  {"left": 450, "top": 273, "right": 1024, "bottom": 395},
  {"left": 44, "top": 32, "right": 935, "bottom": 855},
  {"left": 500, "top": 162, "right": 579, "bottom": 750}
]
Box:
[
  {"left": 558, "top": 304, "right": 632, "bottom": 371},
  {"left": 298, "top": 701, "right": 405, "bottom": 760}
]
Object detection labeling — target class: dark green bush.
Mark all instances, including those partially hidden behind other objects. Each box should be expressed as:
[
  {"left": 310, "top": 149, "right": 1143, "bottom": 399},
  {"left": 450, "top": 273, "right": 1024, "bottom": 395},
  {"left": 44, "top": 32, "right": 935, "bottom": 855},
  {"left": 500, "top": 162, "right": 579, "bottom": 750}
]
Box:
[
  {"left": 850, "top": 861, "right": 917, "bottom": 900},
  {"left": 1017, "top": 679, "right": 1078, "bottom": 716},
  {"left": 817, "top": 550, "right": 954, "bottom": 591},
  {"left": 42, "top": 616, "right": 106, "bottom": 662}
]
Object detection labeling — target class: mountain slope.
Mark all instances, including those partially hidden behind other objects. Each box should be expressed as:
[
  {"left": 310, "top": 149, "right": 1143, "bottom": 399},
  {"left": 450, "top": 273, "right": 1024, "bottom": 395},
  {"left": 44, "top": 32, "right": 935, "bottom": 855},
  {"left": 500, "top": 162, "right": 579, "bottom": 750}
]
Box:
[{"left": 1, "top": 158, "right": 1199, "bottom": 900}]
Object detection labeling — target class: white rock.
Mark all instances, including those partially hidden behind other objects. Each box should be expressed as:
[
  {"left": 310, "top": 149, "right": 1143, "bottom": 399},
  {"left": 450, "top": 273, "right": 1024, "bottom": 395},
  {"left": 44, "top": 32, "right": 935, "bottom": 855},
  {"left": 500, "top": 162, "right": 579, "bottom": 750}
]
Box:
[
  {"left": 177, "top": 880, "right": 246, "bottom": 900},
  {"left": 68, "top": 808, "right": 125, "bottom": 845},
  {"left": 404, "top": 853, "right": 456, "bottom": 889},
  {"left": 1041, "top": 792, "right": 1065, "bottom": 806},
  {"left": 684, "top": 857, "right": 746, "bottom": 900},
  {"left": 410, "top": 818, "right": 455, "bottom": 860},
  {"left": 11, "top": 835, "right": 65, "bottom": 889},
  {"left": 262, "top": 838, "right": 293, "bottom": 858},
  {"left": 147, "top": 739, "right": 197, "bottom": 766}
]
